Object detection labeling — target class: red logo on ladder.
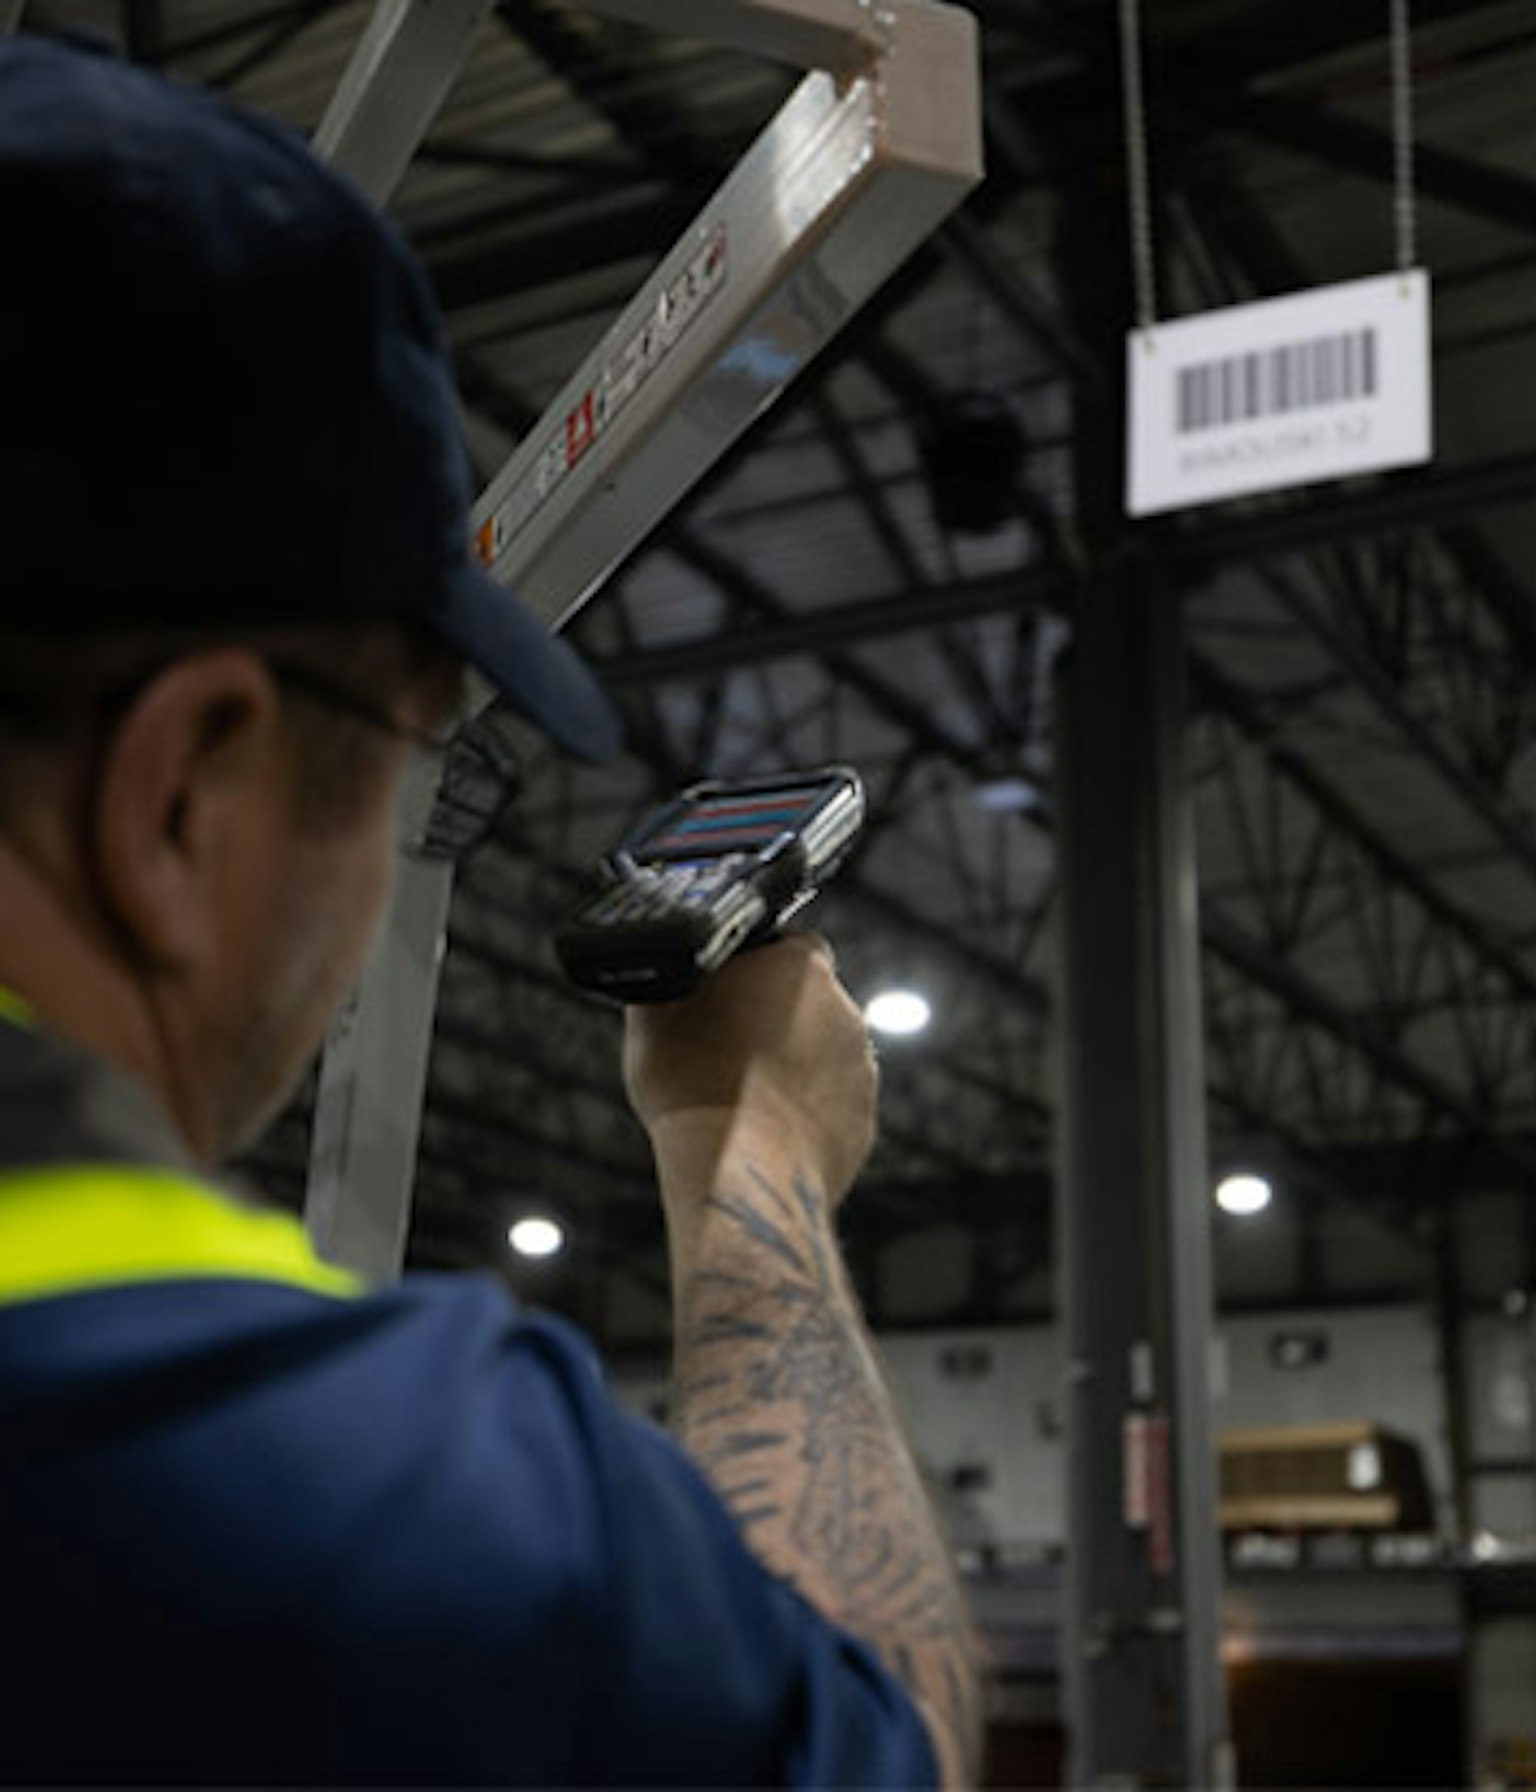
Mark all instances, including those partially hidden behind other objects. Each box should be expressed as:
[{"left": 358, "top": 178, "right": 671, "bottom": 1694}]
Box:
[{"left": 566, "top": 393, "right": 597, "bottom": 468}]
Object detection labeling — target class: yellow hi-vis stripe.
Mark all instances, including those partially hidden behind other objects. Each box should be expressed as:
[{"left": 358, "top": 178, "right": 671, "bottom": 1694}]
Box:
[
  {"left": 0, "top": 987, "right": 35, "bottom": 1029},
  {"left": 0, "top": 1167, "right": 362, "bottom": 1306}
]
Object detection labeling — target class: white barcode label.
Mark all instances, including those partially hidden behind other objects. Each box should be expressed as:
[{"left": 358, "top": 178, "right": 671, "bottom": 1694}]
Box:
[
  {"left": 1128, "top": 271, "right": 1431, "bottom": 517},
  {"left": 1176, "top": 329, "right": 1377, "bottom": 434}
]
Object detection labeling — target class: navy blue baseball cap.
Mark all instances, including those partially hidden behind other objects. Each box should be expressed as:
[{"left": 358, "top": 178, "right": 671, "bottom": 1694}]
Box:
[{"left": 0, "top": 35, "right": 619, "bottom": 760}]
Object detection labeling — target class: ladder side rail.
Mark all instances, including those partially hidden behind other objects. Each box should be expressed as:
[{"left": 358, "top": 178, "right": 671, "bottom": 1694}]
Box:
[
  {"left": 315, "top": 0, "right": 494, "bottom": 206},
  {"left": 476, "top": 0, "right": 983, "bottom": 625}
]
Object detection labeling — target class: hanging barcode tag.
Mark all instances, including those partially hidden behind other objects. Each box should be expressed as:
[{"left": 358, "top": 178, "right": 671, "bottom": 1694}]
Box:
[{"left": 1126, "top": 270, "right": 1432, "bottom": 518}]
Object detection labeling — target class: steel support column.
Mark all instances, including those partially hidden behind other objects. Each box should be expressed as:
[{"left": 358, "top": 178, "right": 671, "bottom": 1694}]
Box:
[
  {"left": 1055, "top": 133, "right": 1231, "bottom": 1787},
  {"left": 1057, "top": 553, "right": 1232, "bottom": 1789}
]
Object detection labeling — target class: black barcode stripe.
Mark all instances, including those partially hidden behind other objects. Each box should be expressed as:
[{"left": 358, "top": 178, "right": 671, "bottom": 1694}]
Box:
[{"left": 1175, "top": 329, "right": 1378, "bottom": 434}]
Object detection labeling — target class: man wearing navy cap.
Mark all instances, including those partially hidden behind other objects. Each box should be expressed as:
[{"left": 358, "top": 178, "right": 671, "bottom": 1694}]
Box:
[{"left": 0, "top": 32, "right": 978, "bottom": 1788}]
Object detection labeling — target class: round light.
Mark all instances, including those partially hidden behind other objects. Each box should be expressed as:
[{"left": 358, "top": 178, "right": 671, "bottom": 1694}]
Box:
[
  {"left": 509, "top": 1216, "right": 565, "bottom": 1259},
  {"left": 865, "top": 989, "right": 931, "bottom": 1037},
  {"left": 1215, "top": 1173, "right": 1272, "bottom": 1216}
]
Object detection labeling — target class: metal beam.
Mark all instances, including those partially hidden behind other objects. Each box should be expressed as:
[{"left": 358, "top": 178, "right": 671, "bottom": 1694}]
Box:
[
  {"left": 595, "top": 565, "right": 1061, "bottom": 681},
  {"left": 204, "top": 0, "right": 333, "bottom": 91},
  {"left": 579, "top": 0, "right": 888, "bottom": 72},
  {"left": 1438, "top": 524, "right": 1536, "bottom": 664},
  {"left": 429, "top": 186, "right": 703, "bottom": 312},
  {"left": 496, "top": 0, "right": 716, "bottom": 180},
  {"left": 161, "top": 1, "right": 324, "bottom": 64},
  {"left": 1177, "top": 448, "right": 1536, "bottom": 568},
  {"left": 584, "top": 446, "right": 1536, "bottom": 686},
  {"left": 314, "top": 0, "right": 494, "bottom": 203},
  {"left": 1182, "top": 85, "right": 1536, "bottom": 242},
  {"left": 1199, "top": 906, "right": 1536, "bottom": 1174},
  {"left": 939, "top": 207, "right": 1101, "bottom": 386},
  {"left": 810, "top": 386, "right": 930, "bottom": 592},
  {"left": 1056, "top": 129, "right": 1230, "bottom": 1784},
  {"left": 1192, "top": 654, "right": 1536, "bottom": 1011},
  {"left": 1147, "top": 0, "right": 1478, "bottom": 89},
  {"left": 1257, "top": 554, "right": 1536, "bottom": 901},
  {"left": 1058, "top": 555, "right": 1231, "bottom": 1787},
  {"left": 842, "top": 867, "right": 1053, "bottom": 1030},
  {"left": 666, "top": 530, "right": 996, "bottom": 768}
]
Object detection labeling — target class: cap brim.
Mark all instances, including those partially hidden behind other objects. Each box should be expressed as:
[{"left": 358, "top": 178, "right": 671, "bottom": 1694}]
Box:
[{"left": 437, "top": 561, "right": 622, "bottom": 762}]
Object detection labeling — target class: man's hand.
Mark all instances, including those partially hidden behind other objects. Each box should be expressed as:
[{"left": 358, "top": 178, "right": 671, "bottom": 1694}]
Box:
[{"left": 622, "top": 934, "right": 878, "bottom": 1212}]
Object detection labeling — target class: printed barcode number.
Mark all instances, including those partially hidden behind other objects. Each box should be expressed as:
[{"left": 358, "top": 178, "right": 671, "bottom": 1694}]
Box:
[{"left": 1175, "top": 329, "right": 1377, "bottom": 435}]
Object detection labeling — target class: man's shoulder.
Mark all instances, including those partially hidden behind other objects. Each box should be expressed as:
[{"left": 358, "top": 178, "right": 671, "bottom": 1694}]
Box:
[
  {"left": 0, "top": 1263, "right": 612, "bottom": 1510},
  {"left": 2, "top": 1265, "right": 623, "bottom": 1623}
]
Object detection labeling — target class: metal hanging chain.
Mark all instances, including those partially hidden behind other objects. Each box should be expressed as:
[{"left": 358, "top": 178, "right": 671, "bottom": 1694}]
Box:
[
  {"left": 1390, "top": 0, "right": 1417, "bottom": 271},
  {"left": 1119, "top": 0, "right": 1158, "bottom": 331},
  {"left": 1120, "top": 0, "right": 1414, "bottom": 321}
]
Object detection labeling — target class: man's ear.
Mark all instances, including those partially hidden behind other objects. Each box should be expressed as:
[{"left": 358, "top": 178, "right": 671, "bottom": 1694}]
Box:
[{"left": 91, "top": 651, "right": 285, "bottom": 972}]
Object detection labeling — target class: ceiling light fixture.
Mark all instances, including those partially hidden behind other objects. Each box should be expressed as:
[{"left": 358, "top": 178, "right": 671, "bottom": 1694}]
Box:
[
  {"left": 1214, "top": 1173, "right": 1272, "bottom": 1217},
  {"left": 864, "top": 989, "right": 932, "bottom": 1037},
  {"left": 509, "top": 1216, "right": 565, "bottom": 1260}
]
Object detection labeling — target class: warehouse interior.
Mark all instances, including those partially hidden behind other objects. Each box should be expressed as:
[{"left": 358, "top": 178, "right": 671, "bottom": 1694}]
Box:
[{"left": 21, "top": 0, "right": 1536, "bottom": 1783}]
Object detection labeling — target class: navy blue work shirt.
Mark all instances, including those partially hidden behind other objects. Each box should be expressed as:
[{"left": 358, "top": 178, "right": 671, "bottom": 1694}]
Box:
[{"left": 0, "top": 1008, "right": 938, "bottom": 1787}]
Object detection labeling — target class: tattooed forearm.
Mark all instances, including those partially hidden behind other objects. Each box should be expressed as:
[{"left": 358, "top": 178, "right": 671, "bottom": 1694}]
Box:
[{"left": 668, "top": 1164, "right": 984, "bottom": 1786}]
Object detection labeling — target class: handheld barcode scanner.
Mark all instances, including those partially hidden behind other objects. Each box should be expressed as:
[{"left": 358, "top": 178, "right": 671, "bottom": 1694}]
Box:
[{"left": 555, "top": 767, "right": 864, "bottom": 1003}]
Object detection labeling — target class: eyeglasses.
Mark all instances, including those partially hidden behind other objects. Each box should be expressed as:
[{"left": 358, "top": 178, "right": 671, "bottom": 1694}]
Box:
[
  {"left": 14, "top": 649, "right": 523, "bottom": 864},
  {"left": 264, "top": 658, "right": 523, "bottom": 863},
  {"left": 263, "top": 657, "right": 452, "bottom": 756}
]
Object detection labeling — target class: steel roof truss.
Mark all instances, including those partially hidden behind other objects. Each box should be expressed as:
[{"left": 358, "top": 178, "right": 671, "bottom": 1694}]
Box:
[{"left": 1193, "top": 702, "right": 1536, "bottom": 1162}]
